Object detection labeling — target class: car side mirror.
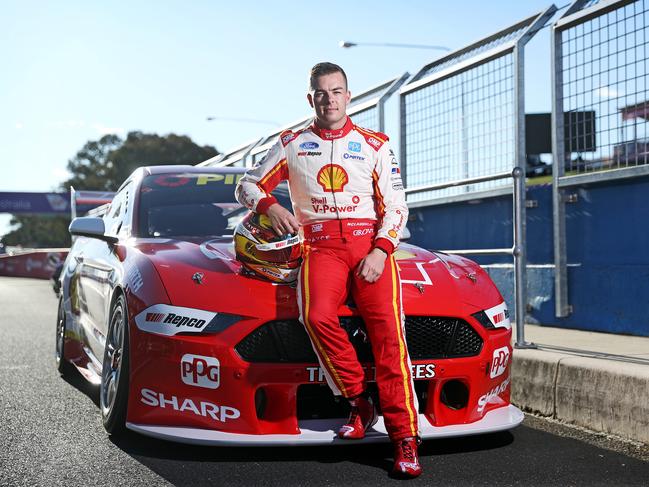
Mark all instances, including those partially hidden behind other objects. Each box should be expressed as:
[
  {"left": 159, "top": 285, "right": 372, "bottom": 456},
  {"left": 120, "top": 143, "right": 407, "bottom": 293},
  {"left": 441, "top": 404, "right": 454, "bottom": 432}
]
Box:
[{"left": 69, "top": 217, "right": 118, "bottom": 244}]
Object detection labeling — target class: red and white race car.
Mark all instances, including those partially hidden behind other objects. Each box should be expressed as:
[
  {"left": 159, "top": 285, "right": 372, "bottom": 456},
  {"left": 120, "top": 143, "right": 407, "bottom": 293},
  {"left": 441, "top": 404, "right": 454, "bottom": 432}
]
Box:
[{"left": 56, "top": 165, "right": 522, "bottom": 445}]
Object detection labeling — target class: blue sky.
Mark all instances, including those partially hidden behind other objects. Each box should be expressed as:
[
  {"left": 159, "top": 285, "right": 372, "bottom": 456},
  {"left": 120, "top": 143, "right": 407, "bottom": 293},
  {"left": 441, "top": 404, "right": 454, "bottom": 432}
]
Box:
[{"left": 1, "top": 0, "right": 559, "bottom": 236}]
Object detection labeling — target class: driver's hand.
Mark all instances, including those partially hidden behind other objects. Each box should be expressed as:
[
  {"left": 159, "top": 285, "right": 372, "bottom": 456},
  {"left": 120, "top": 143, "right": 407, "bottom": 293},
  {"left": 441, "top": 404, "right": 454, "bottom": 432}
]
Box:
[
  {"left": 356, "top": 248, "right": 388, "bottom": 283},
  {"left": 266, "top": 204, "right": 300, "bottom": 236}
]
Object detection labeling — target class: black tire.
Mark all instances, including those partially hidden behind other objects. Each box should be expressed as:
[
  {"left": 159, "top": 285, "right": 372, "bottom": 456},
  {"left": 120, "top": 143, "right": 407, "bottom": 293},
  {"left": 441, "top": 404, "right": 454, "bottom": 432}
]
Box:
[
  {"left": 100, "top": 294, "right": 130, "bottom": 435},
  {"left": 55, "top": 297, "right": 74, "bottom": 376}
]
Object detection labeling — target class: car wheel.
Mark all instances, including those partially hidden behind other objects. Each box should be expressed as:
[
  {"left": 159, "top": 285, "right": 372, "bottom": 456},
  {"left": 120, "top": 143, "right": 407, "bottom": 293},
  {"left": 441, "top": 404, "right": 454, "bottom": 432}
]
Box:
[
  {"left": 55, "top": 297, "right": 74, "bottom": 375},
  {"left": 100, "top": 294, "right": 130, "bottom": 435}
]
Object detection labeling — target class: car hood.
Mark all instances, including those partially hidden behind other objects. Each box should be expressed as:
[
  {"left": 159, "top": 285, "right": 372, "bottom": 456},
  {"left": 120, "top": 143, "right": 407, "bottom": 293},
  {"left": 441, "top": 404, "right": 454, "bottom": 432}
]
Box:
[{"left": 132, "top": 237, "right": 503, "bottom": 320}]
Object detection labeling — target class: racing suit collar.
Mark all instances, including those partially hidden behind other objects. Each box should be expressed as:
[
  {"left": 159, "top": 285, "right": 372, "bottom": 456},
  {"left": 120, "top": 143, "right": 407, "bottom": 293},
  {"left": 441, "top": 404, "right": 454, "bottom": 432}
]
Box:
[{"left": 310, "top": 116, "right": 354, "bottom": 140}]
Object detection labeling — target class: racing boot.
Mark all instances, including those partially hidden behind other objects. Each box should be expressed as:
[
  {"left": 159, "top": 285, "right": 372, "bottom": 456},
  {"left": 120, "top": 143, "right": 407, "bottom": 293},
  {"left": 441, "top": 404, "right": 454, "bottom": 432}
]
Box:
[
  {"left": 392, "top": 437, "right": 423, "bottom": 478},
  {"left": 337, "top": 394, "right": 378, "bottom": 440}
]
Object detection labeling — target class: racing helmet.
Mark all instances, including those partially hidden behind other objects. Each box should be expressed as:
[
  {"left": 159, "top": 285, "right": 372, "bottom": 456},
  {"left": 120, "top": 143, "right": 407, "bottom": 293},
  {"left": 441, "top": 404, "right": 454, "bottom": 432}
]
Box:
[{"left": 234, "top": 212, "right": 302, "bottom": 284}]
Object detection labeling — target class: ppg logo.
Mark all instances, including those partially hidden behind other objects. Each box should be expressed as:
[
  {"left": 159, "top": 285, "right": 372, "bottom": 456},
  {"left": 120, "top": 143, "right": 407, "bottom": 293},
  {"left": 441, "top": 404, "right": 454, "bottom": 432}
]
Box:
[
  {"left": 181, "top": 354, "right": 220, "bottom": 389},
  {"left": 490, "top": 346, "right": 510, "bottom": 379}
]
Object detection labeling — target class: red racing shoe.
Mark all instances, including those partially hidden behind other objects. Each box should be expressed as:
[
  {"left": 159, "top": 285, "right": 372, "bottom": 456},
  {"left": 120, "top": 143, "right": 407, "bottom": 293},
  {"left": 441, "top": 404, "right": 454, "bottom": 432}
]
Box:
[
  {"left": 392, "top": 437, "right": 423, "bottom": 478},
  {"left": 337, "top": 395, "right": 378, "bottom": 440}
]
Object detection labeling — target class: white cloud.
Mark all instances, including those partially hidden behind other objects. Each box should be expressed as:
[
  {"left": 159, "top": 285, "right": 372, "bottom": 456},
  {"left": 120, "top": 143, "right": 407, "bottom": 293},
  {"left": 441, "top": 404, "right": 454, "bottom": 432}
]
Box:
[
  {"left": 15, "top": 122, "right": 24, "bottom": 129},
  {"left": 92, "top": 123, "right": 126, "bottom": 136},
  {"left": 596, "top": 86, "right": 623, "bottom": 99}
]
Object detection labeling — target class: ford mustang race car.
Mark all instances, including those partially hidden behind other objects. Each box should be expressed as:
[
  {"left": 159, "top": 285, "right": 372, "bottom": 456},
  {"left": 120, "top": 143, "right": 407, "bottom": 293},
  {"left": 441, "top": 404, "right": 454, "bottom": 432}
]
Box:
[{"left": 56, "top": 165, "right": 523, "bottom": 445}]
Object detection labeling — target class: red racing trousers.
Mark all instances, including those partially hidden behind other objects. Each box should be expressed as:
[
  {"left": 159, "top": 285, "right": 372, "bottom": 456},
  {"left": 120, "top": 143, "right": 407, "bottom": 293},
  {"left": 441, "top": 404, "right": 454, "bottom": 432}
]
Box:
[{"left": 297, "top": 219, "right": 419, "bottom": 441}]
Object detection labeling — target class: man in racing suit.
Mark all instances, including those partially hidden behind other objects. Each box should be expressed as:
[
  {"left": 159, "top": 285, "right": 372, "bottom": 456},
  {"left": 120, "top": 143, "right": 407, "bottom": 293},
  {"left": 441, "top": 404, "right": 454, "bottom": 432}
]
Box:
[{"left": 235, "top": 62, "right": 421, "bottom": 478}]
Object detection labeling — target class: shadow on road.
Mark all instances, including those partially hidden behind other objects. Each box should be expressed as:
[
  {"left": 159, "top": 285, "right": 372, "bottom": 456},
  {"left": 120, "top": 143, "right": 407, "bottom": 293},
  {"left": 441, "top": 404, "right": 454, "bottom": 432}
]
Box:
[
  {"left": 104, "top": 426, "right": 514, "bottom": 484},
  {"left": 60, "top": 367, "right": 100, "bottom": 408}
]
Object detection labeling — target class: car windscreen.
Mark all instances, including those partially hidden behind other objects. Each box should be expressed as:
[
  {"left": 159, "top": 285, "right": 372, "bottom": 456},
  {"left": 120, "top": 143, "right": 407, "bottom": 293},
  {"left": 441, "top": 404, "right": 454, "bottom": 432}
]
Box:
[{"left": 137, "top": 172, "right": 290, "bottom": 238}]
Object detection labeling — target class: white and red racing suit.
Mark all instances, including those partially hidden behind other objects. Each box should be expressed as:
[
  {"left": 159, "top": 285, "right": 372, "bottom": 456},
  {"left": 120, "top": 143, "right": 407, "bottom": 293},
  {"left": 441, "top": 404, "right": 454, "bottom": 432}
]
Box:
[{"left": 235, "top": 116, "right": 418, "bottom": 440}]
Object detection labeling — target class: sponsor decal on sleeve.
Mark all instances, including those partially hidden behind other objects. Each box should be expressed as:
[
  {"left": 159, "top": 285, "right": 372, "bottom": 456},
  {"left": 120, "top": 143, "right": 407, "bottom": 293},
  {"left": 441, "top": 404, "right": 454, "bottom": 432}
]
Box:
[
  {"left": 181, "top": 354, "right": 220, "bottom": 389},
  {"left": 367, "top": 137, "right": 381, "bottom": 149},
  {"left": 135, "top": 304, "right": 217, "bottom": 336},
  {"left": 490, "top": 346, "right": 510, "bottom": 379},
  {"left": 297, "top": 151, "right": 322, "bottom": 156},
  {"left": 281, "top": 132, "right": 296, "bottom": 145}
]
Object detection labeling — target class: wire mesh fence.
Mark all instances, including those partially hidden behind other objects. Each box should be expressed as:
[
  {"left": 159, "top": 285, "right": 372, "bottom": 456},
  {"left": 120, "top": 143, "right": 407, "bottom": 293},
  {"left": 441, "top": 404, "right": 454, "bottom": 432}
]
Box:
[
  {"left": 402, "top": 54, "right": 516, "bottom": 203},
  {"left": 560, "top": 0, "right": 649, "bottom": 174}
]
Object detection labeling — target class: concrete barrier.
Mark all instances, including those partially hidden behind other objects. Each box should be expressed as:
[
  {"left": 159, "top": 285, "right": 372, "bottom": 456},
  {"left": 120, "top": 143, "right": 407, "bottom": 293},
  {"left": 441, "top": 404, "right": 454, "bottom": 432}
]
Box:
[{"left": 511, "top": 348, "right": 649, "bottom": 445}]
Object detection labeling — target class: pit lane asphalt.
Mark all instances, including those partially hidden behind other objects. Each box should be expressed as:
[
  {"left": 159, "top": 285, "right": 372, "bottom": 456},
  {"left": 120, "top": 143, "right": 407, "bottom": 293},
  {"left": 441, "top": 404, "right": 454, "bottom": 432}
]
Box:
[{"left": 1, "top": 276, "right": 647, "bottom": 487}]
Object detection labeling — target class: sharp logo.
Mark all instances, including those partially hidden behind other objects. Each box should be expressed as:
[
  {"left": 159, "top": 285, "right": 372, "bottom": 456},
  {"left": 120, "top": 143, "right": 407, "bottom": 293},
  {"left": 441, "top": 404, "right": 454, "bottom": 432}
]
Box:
[
  {"left": 477, "top": 378, "right": 511, "bottom": 412},
  {"left": 140, "top": 388, "right": 239, "bottom": 422},
  {"left": 135, "top": 305, "right": 216, "bottom": 336}
]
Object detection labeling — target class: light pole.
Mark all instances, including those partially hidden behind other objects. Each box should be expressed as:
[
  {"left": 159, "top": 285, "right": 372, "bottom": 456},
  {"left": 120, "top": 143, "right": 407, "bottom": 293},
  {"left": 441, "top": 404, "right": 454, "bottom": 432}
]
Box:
[
  {"left": 206, "top": 116, "right": 281, "bottom": 127},
  {"left": 339, "top": 41, "right": 451, "bottom": 52}
]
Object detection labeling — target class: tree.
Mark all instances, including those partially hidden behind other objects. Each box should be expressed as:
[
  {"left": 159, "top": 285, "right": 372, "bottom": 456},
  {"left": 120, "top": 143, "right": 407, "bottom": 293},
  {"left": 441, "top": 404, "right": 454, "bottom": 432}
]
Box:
[
  {"left": 63, "top": 131, "right": 219, "bottom": 192},
  {"left": 4, "top": 132, "right": 219, "bottom": 247},
  {"left": 2, "top": 215, "right": 71, "bottom": 248},
  {"left": 63, "top": 134, "right": 123, "bottom": 191}
]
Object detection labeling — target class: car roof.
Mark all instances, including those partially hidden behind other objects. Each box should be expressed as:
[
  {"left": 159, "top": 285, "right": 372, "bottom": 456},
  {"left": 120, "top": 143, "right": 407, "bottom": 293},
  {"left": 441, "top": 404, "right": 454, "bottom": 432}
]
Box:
[{"left": 142, "top": 165, "right": 247, "bottom": 175}]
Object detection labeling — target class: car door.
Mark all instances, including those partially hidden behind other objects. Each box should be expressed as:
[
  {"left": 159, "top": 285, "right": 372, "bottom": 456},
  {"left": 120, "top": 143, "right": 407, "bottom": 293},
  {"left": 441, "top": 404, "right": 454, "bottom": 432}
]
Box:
[{"left": 79, "top": 183, "right": 132, "bottom": 361}]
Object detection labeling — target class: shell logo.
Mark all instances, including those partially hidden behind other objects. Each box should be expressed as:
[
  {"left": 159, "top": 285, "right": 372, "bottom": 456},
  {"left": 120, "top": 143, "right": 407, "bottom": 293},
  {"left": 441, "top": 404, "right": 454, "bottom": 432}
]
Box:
[{"left": 317, "top": 164, "right": 349, "bottom": 192}]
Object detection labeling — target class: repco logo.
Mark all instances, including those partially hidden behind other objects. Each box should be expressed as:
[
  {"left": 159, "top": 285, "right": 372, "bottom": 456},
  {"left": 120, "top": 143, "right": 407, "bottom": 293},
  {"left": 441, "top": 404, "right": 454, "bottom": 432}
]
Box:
[
  {"left": 490, "top": 346, "right": 510, "bottom": 379},
  {"left": 147, "top": 313, "right": 206, "bottom": 328},
  {"left": 181, "top": 354, "right": 220, "bottom": 389}
]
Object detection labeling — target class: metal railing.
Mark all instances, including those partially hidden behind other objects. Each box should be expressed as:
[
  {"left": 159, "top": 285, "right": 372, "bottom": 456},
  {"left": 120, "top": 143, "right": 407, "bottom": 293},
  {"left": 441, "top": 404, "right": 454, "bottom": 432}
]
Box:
[
  {"left": 551, "top": 0, "right": 649, "bottom": 317},
  {"left": 200, "top": 75, "right": 409, "bottom": 168},
  {"left": 400, "top": 6, "right": 558, "bottom": 347},
  {"left": 406, "top": 168, "right": 531, "bottom": 347}
]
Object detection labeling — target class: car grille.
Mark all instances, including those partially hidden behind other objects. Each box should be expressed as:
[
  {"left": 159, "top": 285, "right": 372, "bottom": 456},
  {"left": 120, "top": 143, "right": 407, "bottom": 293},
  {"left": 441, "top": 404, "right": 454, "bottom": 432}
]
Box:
[
  {"left": 296, "top": 381, "right": 430, "bottom": 420},
  {"left": 235, "top": 316, "right": 483, "bottom": 363}
]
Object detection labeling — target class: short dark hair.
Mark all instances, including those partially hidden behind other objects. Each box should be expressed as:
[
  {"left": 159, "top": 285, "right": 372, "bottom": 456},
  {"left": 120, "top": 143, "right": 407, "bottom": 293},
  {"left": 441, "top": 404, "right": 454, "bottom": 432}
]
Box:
[{"left": 309, "top": 62, "right": 348, "bottom": 91}]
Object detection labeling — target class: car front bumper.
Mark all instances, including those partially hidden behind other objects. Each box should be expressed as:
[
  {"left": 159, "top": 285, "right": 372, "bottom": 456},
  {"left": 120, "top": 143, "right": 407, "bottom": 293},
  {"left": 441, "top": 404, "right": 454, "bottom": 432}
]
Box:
[{"left": 126, "top": 404, "right": 524, "bottom": 446}]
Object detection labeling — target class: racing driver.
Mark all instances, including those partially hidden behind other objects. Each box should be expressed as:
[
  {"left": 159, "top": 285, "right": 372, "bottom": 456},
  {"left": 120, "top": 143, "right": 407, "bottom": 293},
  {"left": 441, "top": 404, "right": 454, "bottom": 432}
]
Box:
[{"left": 235, "top": 62, "right": 421, "bottom": 478}]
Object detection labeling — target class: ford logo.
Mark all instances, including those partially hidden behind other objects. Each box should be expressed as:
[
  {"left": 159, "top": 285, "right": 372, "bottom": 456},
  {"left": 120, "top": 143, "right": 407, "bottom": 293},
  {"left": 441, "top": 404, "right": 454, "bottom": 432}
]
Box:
[{"left": 299, "top": 142, "right": 319, "bottom": 150}]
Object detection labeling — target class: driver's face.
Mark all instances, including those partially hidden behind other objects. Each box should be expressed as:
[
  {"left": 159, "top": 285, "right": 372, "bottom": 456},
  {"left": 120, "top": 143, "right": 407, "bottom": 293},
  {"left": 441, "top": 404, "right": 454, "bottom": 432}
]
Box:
[{"left": 307, "top": 72, "right": 351, "bottom": 130}]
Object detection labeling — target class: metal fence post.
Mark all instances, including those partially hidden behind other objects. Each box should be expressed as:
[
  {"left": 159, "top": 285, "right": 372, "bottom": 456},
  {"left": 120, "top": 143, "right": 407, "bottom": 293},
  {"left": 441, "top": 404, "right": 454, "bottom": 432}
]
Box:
[{"left": 551, "top": 17, "right": 570, "bottom": 318}]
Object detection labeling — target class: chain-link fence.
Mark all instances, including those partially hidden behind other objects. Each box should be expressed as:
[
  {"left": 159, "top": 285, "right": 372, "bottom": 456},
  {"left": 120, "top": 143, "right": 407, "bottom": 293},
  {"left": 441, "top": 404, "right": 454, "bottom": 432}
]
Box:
[{"left": 552, "top": 0, "right": 649, "bottom": 317}]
